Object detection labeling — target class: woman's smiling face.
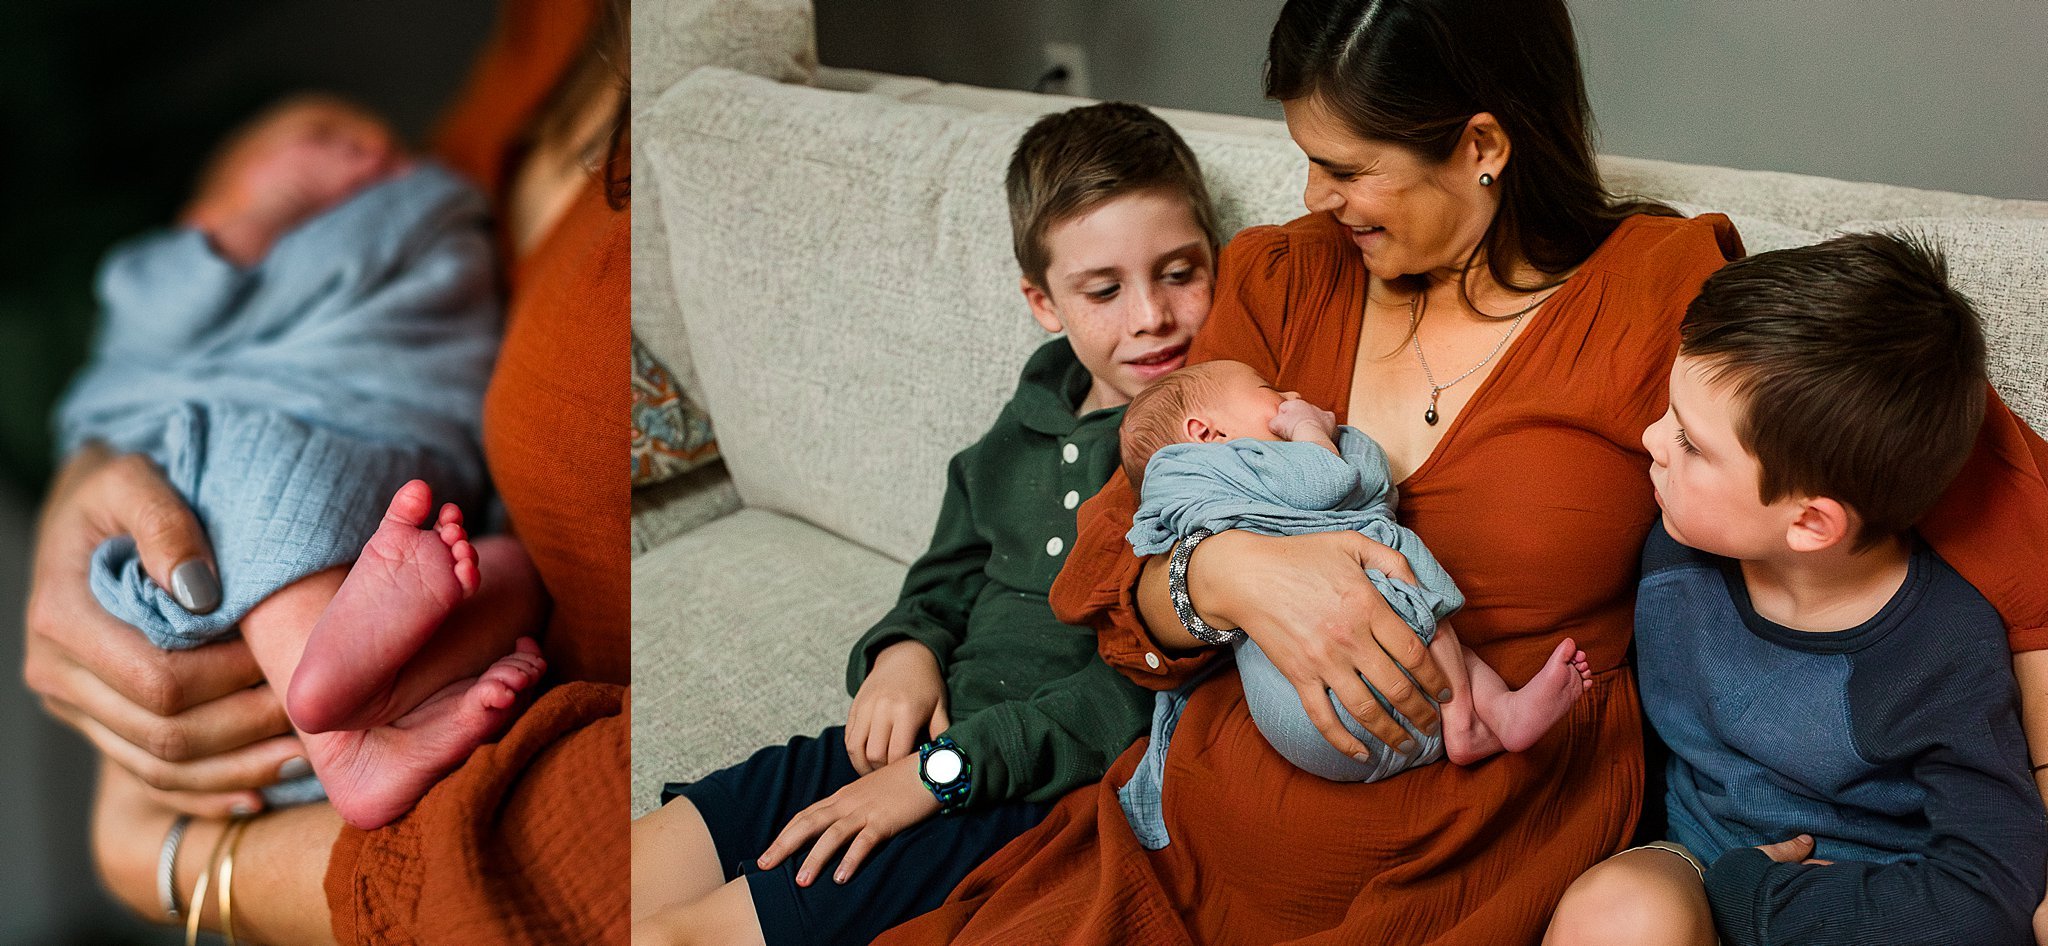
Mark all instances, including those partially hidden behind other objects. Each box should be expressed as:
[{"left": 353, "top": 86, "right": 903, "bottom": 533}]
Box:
[{"left": 1282, "top": 97, "right": 1501, "bottom": 283}]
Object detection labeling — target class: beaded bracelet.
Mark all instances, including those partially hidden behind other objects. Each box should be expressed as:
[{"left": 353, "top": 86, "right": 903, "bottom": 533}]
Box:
[{"left": 1168, "top": 529, "right": 1242, "bottom": 646}]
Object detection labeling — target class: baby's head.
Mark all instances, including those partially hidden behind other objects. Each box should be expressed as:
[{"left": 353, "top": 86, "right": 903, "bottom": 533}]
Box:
[
  {"left": 185, "top": 95, "right": 408, "bottom": 264},
  {"left": 1121, "top": 360, "right": 1300, "bottom": 489},
  {"left": 1644, "top": 231, "right": 1987, "bottom": 559}
]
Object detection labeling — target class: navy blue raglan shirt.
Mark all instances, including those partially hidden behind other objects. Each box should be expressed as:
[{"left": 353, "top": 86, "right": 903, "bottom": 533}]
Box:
[{"left": 1635, "top": 521, "right": 2048, "bottom": 946}]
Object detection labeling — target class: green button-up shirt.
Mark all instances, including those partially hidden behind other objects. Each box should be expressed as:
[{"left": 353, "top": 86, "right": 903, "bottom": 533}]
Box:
[{"left": 846, "top": 338, "right": 1152, "bottom": 807}]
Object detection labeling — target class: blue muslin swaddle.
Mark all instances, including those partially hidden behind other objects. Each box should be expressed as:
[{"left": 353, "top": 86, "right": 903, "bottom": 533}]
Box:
[
  {"left": 1119, "top": 427, "right": 1464, "bottom": 848},
  {"left": 56, "top": 164, "right": 499, "bottom": 803}
]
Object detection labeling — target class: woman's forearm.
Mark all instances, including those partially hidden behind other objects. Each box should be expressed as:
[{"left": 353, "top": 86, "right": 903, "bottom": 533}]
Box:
[
  {"left": 2016, "top": 650, "right": 2048, "bottom": 802},
  {"left": 97, "top": 758, "right": 340, "bottom": 945}
]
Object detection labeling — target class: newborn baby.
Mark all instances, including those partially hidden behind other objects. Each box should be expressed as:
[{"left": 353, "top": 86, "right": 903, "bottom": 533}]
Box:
[
  {"left": 1115, "top": 360, "right": 1591, "bottom": 846},
  {"left": 58, "top": 96, "right": 545, "bottom": 829}
]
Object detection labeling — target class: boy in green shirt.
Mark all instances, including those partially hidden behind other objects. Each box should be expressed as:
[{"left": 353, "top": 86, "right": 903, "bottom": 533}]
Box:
[{"left": 633, "top": 102, "right": 1223, "bottom": 946}]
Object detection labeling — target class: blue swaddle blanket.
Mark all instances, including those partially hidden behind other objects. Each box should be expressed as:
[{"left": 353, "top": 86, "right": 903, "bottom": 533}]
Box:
[
  {"left": 1119, "top": 427, "right": 1463, "bottom": 848},
  {"left": 56, "top": 163, "right": 498, "bottom": 806}
]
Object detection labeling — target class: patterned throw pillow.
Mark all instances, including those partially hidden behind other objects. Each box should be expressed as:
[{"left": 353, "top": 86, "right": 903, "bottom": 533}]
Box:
[{"left": 632, "top": 334, "right": 719, "bottom": 486}]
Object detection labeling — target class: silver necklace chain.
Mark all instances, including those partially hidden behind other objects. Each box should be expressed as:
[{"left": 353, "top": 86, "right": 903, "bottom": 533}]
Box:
[{"left": 1407, "top": 290, "right": 1550, "bottom": 426}]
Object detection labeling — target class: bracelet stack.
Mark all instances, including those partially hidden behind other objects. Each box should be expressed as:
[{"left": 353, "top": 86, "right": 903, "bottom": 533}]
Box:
[
  {"left": 166, "top": 812, "right": 258, "bottom": 946},
  {"left": 1168, "top": 529, "right": 1243, "bottom": 647}
]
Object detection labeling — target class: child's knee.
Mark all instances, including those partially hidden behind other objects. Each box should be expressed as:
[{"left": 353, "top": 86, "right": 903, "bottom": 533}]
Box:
[{"left": 1546, "top": 851, "right": 1713, "bottom": 946}]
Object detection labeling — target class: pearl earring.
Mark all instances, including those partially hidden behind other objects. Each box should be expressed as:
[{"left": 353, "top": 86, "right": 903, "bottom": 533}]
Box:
[{"left": 1479, "top": 173, "right": 1495, "bottom": 187}]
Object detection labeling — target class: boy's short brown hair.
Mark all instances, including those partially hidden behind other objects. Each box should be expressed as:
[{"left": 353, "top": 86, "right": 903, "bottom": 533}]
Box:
[
  {"left": 1680, "top": 231, "right": 1987, "bottom": 547},
  {"left": 1120, "top": 362, "right": 1231, "bottom": 492},
  {"left": 1006, "top": 102, "right": 1221, "bottom": 290}
]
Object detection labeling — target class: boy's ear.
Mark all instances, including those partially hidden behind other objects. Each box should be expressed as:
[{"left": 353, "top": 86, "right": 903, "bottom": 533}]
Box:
[
  {"left": 1186, "top": 415, "right": 1223, "bottom": 443},
  {"left": 1785, "top": 497, "right": 1852, "bottom": 553},
  {"left": 1021, "top": 277, "right": 1064, "bottom": 334}
]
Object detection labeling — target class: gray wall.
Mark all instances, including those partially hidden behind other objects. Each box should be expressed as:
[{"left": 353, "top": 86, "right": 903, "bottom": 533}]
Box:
[{"left": 815, "top": 0, "right": 2047, "bottom": 200}]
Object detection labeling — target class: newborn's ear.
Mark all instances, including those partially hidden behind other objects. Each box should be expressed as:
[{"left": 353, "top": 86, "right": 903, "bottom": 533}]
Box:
[{"left": 1186, "top": 416, "right": 1222, "bottom": 443}]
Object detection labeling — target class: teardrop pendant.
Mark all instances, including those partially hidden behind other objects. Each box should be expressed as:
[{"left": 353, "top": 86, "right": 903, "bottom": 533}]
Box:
[{"left": 1424, "top": 405, "right": 1439, "bottom": 426}]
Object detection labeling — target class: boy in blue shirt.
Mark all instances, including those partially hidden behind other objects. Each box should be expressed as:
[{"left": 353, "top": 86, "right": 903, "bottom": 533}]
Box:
[
  {"left": 1546, "top": 232, "right": 2047, "bottom": 946},
  {"left": 632, "top": 102, "right": 1223, "bottom": 946}
]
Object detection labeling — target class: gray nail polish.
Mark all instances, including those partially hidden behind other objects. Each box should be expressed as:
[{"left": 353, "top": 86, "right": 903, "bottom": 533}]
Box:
[
  {"left": 276, "top": 756, "right": 312, "bottom": 781},
  {"left": 230, "top": 802, "right": 256, "bottom": 817},
  {"left": 171, "top": 560, "right": 221, "bottom": 614},
  {"left": 1437, "top": 688, "right": 1453, "bottom": 703},
  {"left": 1352, "top": 752, "right": 1373, "bottom": 763},
  {"left": 1397, "top": 739, "right": 1417, "bottom": 755}
]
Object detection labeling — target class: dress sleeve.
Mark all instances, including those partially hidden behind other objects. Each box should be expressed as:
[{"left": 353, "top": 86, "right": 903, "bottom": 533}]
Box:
[
  {"left": 846, "top": 450, "right": 990, "bottom": 691},
  {"left": 1050, "top": 226, "right": 1301, "bottom": 690},
  {"left": 325, "top": 682, "right": 627, "bottom": 945},
  {"left": 1921, "top": 389, "right": 2048, "bottom": 652}
]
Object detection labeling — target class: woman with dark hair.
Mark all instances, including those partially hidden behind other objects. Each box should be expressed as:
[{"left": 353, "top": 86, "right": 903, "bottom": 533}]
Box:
[
  {"left": 22, "top": 0, "right": 631, "bottom": 942},
  {"left": 875, "top": 1, "right": 2048, "bottom": 943}
]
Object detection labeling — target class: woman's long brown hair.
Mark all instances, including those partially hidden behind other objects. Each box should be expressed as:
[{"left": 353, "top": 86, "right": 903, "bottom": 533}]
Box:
[{"left": 523, "top": 0, "right": 629, "bottom": 209}]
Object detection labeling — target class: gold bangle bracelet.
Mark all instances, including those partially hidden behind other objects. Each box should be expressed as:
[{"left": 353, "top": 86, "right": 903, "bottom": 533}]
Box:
[
  {"left": 185, "top": 822, "right": 224, "bottom": 946},
  {"left": 217, "top": 816, "right": 254, "bottom": 946}
]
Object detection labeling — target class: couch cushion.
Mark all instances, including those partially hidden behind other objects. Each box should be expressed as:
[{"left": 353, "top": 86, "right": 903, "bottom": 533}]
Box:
[
  {"left": 631, "top": 508, "right": 902, "bottom": 812},
  {"left": 1603, "top": 155, "right": 2048, "bottom": 235},
  {"left": 632, "top": 0, "right": 818, "bottom": 428}
]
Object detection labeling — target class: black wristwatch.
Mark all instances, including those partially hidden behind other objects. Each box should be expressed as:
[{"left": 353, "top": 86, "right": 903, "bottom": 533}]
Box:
[{"left": 917, "top": 736, "right": 972, "bottom": 813}]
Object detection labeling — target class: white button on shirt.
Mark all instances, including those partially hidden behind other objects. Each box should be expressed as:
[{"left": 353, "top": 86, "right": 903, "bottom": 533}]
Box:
[
  {"left": 1063, "top": 490, "right": 1080, "bottom": 509},
  {"left": 1144, "top": 652, "right": 1162, "bottom": 670},
  {"left": 1046, "top": 537, "right": 1064, "bottom": 557},
  {"left": 1061, "top": 443, "right": 1079, "bottom": 463}
]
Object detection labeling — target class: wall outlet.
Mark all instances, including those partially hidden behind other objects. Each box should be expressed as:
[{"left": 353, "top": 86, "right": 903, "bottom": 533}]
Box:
[{"left": 1038, "top": 41, "right": 1092, "bottom": 98}]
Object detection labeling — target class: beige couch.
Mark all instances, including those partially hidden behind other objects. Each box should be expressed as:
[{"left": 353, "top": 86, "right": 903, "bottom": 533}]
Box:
[{"left": 631, "top": 22, "right": 2048, "bottom": 815}]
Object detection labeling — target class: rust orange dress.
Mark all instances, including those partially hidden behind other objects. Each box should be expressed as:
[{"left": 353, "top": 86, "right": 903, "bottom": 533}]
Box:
[
  {"left": 874, "top": 211, "right": 2048, "bottom": 946},
  {"left": 321, "top": 2, "right": 629, "bottom": 943}
]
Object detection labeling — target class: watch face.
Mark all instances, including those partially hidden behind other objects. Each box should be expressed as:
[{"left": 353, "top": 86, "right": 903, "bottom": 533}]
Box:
[{"left": 925, "top": 747, "right": 964, "bottom": 784}]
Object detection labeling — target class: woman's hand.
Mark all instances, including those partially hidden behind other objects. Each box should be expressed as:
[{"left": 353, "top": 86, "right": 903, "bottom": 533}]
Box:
[
  {"left": 756, "top": 753, "right": 941, "bottom": 887},
  {"left": 24, "top": 446, "right": 302, "bottom": 816},
  {"left": 1156, "top": 529, "right": 1453, "bottom": 759},
  {"left": 844, "top": 640, "right": 949, "bottom": 775}
]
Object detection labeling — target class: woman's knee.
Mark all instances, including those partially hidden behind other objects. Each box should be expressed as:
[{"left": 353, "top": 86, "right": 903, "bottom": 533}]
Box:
[{"left": 1545, "top": 850, "right": 1715, "bottom": 946}]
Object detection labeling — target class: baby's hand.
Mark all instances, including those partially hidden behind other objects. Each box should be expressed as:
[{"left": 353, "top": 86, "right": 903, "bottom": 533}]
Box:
[{"left": 1270, "top": 397, "right": 1337, "bottom": 443}]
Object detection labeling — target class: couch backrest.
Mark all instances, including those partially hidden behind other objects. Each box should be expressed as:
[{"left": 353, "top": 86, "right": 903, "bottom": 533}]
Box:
[{"left": 646, "top": 67, "right": 2048, "bottom": 564}]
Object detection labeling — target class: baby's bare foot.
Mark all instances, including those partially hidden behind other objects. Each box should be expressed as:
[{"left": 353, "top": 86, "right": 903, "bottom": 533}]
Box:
[
  {"left": 308, "top": 639, "right": 545, "bottom": 829},
  {"left": 290, "top": 480, "right": 479, "bottom": 735},
  {"left": 1491, "top": 637, "right": 1592, "bottom": 754}
]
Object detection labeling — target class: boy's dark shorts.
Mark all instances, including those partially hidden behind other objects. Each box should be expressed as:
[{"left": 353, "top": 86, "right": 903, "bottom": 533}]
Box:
[{"left": 663, "top": 726, "right": 1055, "bottom": 946}]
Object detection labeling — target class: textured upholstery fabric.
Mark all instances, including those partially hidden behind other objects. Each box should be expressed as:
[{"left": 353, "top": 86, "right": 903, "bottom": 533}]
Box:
[
  {"left": 630, "top": 508, "right": 899, "bottom": 812},
  {"left": 631, "top": 0, "right": 816, "bottom": 429}
]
